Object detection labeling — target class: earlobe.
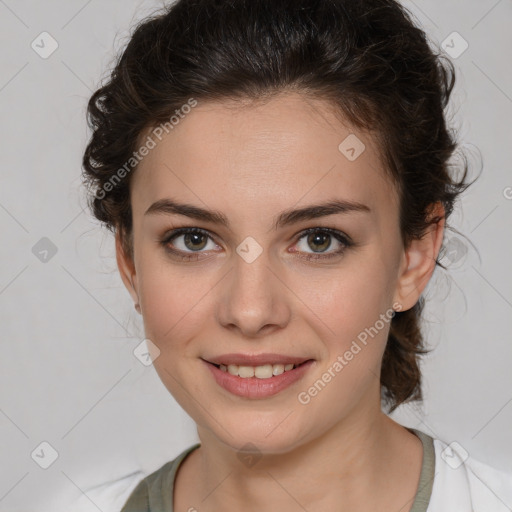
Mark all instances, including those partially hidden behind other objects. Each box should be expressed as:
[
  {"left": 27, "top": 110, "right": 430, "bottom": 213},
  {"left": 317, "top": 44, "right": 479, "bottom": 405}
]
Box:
[
  {"left": 115, "top": 231, "right": 140, "bottom": 310},
  {"left": 393, "top": 202, "right": 445, "bottom": 311}
]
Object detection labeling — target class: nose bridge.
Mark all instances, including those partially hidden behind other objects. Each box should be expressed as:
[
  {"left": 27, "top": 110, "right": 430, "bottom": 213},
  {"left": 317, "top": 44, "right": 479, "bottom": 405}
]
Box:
[
  {"left": 217, "top": 236, "right": 290, "bottom": 335},
  {"left": 232, "top": 238, "right": 275, "bottom": 308},
  {"left": 234, "top": 241, "right": 271, "bottom": 296}
]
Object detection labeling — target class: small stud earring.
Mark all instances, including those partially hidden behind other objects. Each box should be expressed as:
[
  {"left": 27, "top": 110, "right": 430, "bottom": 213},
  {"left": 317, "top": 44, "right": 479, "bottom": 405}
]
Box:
[{"left": 134, "top": 302, "right": 141, "bottom": 313}]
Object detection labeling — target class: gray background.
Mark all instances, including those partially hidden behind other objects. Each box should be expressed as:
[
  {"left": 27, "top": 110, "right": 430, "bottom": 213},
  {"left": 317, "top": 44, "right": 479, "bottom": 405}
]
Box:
[{"left": 0, "top": 0, "right": 511, "bottom": 510}]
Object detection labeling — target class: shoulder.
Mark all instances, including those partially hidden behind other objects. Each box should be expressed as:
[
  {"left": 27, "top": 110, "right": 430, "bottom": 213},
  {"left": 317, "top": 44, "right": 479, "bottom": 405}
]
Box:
[
  {"left": 70, "top": 444, "right": 200, "bottom": 512},
  {"left": 426, "top": 434, "right": 512, "bottom": 511},
  {"left": 120, "top": 443, "right": 201, "bottom": 512},
  {"left": 70, "top": 469, "right": 148, "bottom": 512}
]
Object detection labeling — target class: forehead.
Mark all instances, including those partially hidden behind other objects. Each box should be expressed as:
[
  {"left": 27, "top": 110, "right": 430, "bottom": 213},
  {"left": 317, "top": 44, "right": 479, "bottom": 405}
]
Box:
[{"left": 131, "top": 92, "right": 396, "bottom": 222}]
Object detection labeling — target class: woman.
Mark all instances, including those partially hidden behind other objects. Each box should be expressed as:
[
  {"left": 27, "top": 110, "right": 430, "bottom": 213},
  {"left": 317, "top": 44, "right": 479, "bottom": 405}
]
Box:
[{"left": 78, "top": 0, "right": 512, "bottom": 510}]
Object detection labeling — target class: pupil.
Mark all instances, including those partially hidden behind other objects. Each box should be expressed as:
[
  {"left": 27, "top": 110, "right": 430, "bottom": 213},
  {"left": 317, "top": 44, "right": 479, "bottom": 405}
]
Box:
[
  {"left": 308, "top": 232, "right": 330, "bottom": 252},
  {"left": 185, "top": 233, "right": 207, "bottom": 251}
]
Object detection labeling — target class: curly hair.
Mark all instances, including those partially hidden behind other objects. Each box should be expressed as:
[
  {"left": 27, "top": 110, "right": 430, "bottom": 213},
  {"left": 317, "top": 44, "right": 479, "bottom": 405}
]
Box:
[{"left": 82, "top": 0, "right": 471, "bottom": 413}]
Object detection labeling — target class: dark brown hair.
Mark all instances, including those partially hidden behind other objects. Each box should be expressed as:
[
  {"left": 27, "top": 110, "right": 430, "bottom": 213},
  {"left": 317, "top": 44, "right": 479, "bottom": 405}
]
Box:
[{"left": 82, "top": 0, "right": 471, "bottom": 413}]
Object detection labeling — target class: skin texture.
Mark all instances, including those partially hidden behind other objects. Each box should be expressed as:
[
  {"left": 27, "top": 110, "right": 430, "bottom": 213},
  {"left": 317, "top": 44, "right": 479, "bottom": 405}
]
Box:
[{"left": 116, "top": 92, "right": 445, "bottom": 511}]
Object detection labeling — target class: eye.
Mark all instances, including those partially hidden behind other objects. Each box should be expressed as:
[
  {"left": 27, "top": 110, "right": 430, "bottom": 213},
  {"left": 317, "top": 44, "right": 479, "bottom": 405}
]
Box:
[
  {"left": 160, "top": 227, "right": 220, "bottom": 261},
  {"left": 160, "top": 226, "right": 352, "bottom": 262},
  {"left": 291, "top": 227, "right": 352, "bottom": 260}
]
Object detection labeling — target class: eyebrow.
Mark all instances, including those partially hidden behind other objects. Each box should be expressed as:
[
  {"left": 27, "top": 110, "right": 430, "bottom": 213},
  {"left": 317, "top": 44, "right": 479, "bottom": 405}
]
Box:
[{"left": 144, "top": 197, "right": 371, "bottom": 230}]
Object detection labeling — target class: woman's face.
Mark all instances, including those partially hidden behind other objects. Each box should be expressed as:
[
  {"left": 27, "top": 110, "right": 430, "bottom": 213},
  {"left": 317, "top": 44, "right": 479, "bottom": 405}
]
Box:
[{"left": 117, "top": 92, "right": 430, "bottom": 453}]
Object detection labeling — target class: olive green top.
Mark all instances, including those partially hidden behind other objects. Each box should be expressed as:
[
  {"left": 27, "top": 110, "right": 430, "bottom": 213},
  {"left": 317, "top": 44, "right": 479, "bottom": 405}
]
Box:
[{"left": 121, "top": 427, "right": 435, "bottom": 512}]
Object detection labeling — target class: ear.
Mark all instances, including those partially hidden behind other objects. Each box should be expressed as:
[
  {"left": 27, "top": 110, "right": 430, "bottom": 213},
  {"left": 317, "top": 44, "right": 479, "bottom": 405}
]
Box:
[
  {"left": 393, "top": 202, "right": 445, "bottom": 311},
  {"left": 115, "top": 230, "right": 141, "bottom": 314}
]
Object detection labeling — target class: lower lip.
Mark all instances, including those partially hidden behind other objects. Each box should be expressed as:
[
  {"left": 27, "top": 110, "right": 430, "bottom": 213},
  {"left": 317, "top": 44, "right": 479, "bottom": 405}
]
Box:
[{"left": 204, "top": 360, "right": 315, "bottom": 399}]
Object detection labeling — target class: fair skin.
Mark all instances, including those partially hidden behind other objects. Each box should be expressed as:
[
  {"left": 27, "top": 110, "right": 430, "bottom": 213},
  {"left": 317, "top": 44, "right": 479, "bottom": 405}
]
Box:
[{"left": 116, "top": 92, "right": 445, "bottom": 511}]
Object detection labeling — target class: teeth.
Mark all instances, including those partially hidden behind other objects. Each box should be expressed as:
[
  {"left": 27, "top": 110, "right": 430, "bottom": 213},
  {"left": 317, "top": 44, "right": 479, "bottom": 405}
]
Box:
[
  {"left": 272, "top": 364, "right": 284, "bottom": 376},
  {"left": 238, "top": 366, "right": 255, "bottom": 378},
  {"left": 219, "top": 362, "right": 298, "bottom": 379}
]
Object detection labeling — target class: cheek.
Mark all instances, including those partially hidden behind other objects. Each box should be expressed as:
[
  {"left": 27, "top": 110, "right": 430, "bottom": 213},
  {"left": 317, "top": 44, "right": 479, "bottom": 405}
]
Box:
[
  {"left": 295, "top": 259, "right": 394, "bottom": 342},
  {"left": 136, "top": 262, "right": 210, "bottom": 408},
  {"left": 136, "top": 254, "right": 215, "bottom": 344},
  {"left": 292, "top": 268, "right": 393, "bottom": 427}
]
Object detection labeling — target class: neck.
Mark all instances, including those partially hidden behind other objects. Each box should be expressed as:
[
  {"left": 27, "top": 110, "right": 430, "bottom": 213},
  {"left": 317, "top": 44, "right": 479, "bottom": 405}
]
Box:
[{"left": 180, "top": 403, "right": 422, "bottom": 511}]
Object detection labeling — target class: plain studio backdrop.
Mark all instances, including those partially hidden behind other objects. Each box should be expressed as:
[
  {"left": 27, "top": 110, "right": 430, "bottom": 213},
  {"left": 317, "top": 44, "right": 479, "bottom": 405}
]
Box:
[{"left": 0, "top": 0, "right": 511, "bottom": 510}]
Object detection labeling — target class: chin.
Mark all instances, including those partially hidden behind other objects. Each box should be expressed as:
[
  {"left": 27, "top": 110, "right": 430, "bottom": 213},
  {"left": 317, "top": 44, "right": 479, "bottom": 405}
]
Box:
[{"left": 204, "top": 412, "right": 310, "bottom": 456}]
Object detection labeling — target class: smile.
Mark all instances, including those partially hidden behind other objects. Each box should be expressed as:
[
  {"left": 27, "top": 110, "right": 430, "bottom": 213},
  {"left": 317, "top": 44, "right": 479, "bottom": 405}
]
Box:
[
  {"left": 203, "top": 359, "right": 315, "bottom": 399},
  {"left": 215, "top": 362, "right": 297, "bottom": 379}
]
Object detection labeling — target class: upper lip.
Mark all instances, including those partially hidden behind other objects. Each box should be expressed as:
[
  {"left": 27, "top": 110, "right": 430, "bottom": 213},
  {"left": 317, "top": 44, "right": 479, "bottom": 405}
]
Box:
[{"left": 203, "top": 353, "right": 312, "bottom": 366}]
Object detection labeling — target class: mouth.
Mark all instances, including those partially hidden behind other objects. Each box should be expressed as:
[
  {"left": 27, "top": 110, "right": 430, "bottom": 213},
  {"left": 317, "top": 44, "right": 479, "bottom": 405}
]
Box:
[
  {"left": 208, "top": 360, "right": 311, "bottom": 379},
  {"left": 202, "top": 357, "right": 315, "bottom": 399}
]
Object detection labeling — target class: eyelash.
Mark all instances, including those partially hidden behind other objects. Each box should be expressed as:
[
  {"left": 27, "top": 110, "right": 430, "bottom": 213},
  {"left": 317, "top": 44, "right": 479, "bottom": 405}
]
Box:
[{"left": 159, "top": 227, "right": 353, "bottom": 262}]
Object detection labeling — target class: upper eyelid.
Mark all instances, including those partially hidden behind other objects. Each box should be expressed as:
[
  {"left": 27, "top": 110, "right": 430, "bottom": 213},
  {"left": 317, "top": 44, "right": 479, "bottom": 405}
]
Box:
[{"left": 165, "top": 226, "right": 351, "bottom": 248}]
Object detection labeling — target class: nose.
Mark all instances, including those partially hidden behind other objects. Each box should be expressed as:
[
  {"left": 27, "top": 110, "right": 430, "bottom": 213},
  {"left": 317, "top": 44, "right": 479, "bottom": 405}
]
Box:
[{"left": 216, "top": 246, "right": 291, "bottom": 338}]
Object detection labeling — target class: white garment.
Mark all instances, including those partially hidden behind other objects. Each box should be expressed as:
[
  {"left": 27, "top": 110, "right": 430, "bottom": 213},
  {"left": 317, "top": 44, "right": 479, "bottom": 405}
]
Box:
[
  {"left": 427, "top": 438, "right": 512, "bottom": 511},
  {"left": 70, "top": 436, "right": 512, "bottom": 512},
  {"left": 70, "top": 470, "right": 144, "bottom": 512}
]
